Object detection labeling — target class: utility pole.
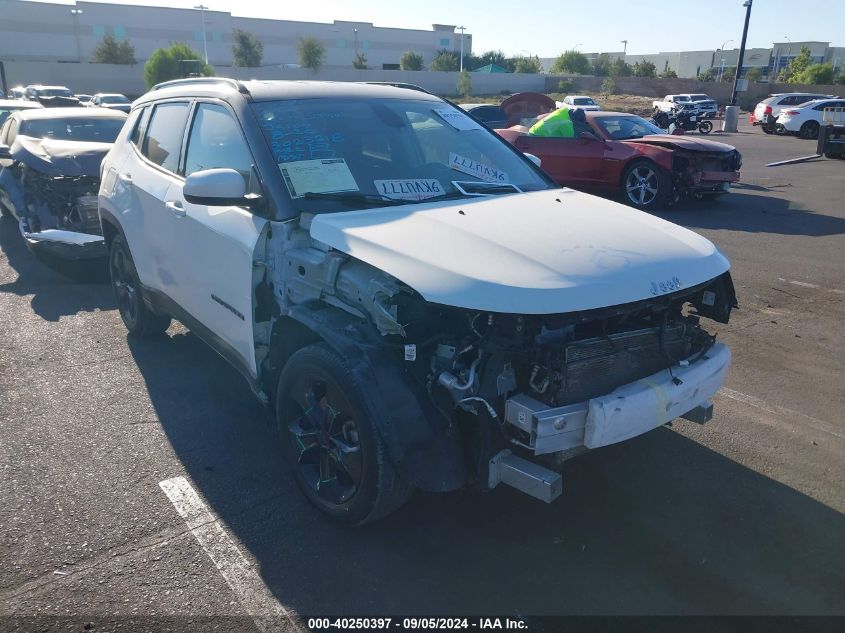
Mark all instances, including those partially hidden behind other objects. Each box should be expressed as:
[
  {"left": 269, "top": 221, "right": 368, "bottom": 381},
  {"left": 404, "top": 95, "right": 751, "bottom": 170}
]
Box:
[
  {"left": 71, "top": 8, "right": 83, "bottom": 62},
  {"left": 621, "top": 40, "right": 627, "bottom": 55},
  {"left": 194, "top": 4, "right": 209, "bottom": 65},
  {"left": 730, "top": 0, "right": 753, "bottom": 106},
  {"left": 458, "top": 26, "right": 466, "bottom": 72}
]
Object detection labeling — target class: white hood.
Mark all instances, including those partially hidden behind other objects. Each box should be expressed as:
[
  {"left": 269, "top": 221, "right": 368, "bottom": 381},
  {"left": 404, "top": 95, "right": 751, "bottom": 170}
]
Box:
[{"left": 310, "top": 189, "right": 730, "bottom": 314}]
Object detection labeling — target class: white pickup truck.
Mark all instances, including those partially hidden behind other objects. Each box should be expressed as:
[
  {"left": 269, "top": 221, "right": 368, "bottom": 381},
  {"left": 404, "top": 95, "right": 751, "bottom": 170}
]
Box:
[
  {"left": 654, "top": 94, "right": 718, "bottom": 118},
  {"left": 653, "top": 95, "right": 696, "bottom": 114}
]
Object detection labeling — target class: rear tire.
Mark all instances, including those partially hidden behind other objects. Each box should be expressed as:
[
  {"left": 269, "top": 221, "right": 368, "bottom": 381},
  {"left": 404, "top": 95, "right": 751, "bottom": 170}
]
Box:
[
  {"left": 621, "top": 160, "right": 672, "bottom": 211},
  {"left": 109, "top": 235, "right": 170, "bottom": 337},
  {"left": 698, "top": 120, "right": 713, "bottom": 135},
  {"left": 799, "top": 121, "right": 820, "bottom": 140},
  {"left": 276, "top": 343, "right": 413, "bottom": 526}
]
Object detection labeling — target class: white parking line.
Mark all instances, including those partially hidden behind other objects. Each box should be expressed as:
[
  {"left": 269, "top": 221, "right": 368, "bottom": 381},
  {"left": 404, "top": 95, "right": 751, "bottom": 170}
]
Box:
[{"left": 159, "top": 477, "right": 300, "bottom": 633}]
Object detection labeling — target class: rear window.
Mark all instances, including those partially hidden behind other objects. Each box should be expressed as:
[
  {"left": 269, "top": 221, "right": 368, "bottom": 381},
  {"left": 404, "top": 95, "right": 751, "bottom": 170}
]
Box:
[
  {"left": 141, "top": 102, "right": 190, "bottom": 172},
  {"left": 21, "top": 117, "right": 124, "bottom": 142}
]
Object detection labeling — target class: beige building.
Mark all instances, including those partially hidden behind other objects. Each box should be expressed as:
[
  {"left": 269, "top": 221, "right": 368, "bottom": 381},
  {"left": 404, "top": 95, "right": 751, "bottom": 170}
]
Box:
[{"left": 0, "top": 0, "right": 472, "bottom": 69}]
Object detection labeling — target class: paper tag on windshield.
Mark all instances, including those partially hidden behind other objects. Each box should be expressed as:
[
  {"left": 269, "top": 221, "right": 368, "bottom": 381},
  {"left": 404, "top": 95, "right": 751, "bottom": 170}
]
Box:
[
  {"left": 449, "top": 152, "right": 509, "bottom": 183},
  {"left": 433, "top": 107, "right": 483, "bottom": 131},
  {"left": 374, "top": 179, "right": 443, "bottom": 201},
  {"left": 279, "top": 158, "right": 359, "bottom": 198}
]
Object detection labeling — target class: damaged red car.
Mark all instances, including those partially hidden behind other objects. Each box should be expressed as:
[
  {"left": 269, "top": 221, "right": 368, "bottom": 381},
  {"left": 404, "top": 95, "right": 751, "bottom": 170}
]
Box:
[{"left": 495, "top": 94, "right": 741, "bottom": 210}]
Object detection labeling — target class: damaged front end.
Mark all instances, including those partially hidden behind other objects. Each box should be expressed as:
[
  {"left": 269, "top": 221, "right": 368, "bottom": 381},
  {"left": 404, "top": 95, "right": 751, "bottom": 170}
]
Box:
[
  {"left": 2, "top": 136, "right": 108, "bottom": 259},
  {"left": 271, "top": 216, "right": 737, "bottom": 502},
  {"left": 671, "top": 148, "right": 742, "bottom": 197}
]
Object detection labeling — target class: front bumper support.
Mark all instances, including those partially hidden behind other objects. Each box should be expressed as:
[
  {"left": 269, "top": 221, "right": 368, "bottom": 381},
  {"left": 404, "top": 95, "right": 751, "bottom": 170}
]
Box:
[{"left": 21, "top": 226, "right": 107, "bottom": 260}]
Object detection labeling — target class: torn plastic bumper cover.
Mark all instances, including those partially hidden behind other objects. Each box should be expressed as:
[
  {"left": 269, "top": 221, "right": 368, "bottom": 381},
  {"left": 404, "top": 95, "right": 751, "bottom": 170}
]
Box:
[{"left": 21, "top": 225, "right": 107, "bottom": 260}]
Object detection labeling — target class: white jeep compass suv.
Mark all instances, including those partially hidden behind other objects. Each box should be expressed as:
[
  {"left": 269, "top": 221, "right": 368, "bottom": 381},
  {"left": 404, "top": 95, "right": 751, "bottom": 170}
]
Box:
[{"left": 98, "top": 78, "right": 737, "bottom": 525}]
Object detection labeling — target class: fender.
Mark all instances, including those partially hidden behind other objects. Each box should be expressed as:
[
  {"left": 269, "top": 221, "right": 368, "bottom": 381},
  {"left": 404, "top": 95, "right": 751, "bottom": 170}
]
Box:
[{"left": 285, "top": 304, "right": 467, "bottom": 492}]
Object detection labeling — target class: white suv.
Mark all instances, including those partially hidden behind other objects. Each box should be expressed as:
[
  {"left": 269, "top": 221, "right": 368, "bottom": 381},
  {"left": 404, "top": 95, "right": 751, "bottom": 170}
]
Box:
[
  {"left": 777, "top": 98, "right": 845, "bottom": 139},
  {"left": 99, "top": 78, "right": 736, "bottom": 524}
]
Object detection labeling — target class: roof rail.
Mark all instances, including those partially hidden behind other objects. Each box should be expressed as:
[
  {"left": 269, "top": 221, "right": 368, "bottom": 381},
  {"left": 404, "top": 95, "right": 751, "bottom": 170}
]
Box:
[
  {"left": 151, "top": 77, "right": 250, "bottom": 94},
  {"left": 360, "top": 81, "right": 432, "bottom": 95}
]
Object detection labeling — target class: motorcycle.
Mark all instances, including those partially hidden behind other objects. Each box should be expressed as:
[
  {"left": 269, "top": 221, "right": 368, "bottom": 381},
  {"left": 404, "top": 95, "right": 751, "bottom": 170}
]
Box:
[{"left": 651, "top": 107, "right": 713, "bottom": 135}]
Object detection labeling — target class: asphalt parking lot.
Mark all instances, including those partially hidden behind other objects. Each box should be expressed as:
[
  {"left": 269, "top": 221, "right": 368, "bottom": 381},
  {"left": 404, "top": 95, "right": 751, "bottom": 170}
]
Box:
[{"left": 1, "top": 119, "right": 843, "bottom": 630}]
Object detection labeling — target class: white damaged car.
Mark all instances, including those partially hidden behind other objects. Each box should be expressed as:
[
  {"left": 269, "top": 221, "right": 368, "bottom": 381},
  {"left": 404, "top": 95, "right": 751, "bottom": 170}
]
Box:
[{"left": 98, "top": 79, "right": 737, "bottom": 525}]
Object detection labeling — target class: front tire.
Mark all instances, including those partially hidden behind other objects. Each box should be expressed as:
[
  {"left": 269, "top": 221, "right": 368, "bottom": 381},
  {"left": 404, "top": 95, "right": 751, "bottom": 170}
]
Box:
[
  {"left": 622, "top": 160, "right": 671, "bottom": 210},
  {"left": 109, "top": 235, "right": 171, "bottom": 337},
  {"left": 276, "top": 343, "right": 413, "bottom": 526}
]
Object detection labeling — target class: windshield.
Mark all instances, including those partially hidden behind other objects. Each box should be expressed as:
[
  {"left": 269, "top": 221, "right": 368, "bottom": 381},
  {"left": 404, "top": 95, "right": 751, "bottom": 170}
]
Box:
[
  {"left": 39, "top": 88, "right": 74, "bottom": 97},
  {"left": 99, "top": 95, "right": 129, "bottom": 104},
  {"left": 593, "top": 115, "right": 664, "bottom": 140},
  {"left": 688, "top": 95, "right": 710, "bottom": 101},
  {"left": 21, "top": 117, "right": 125, "bottom": 142},
  {"left": 573, "top": 98, "right": 596, "bottom": 106},
  {"left": 675, "top": 96, "right": 691, "bottom": 101},
  {"left": 252, "top": 97, "right": 553, "bottom": 212}
]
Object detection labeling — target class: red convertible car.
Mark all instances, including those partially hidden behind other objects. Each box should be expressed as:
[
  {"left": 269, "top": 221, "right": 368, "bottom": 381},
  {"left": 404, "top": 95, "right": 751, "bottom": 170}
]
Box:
[{"left": 494, "top": 95, "right": 742, "bottom": 210}]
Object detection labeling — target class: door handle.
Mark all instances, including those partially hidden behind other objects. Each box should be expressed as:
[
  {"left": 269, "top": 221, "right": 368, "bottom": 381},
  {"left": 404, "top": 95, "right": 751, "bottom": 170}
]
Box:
[
  {"left": 165, "top": 201, "right": 186, "bottom": 218},
  {"left": 118, "top": 172, "right": 133, "bottom": 184}
]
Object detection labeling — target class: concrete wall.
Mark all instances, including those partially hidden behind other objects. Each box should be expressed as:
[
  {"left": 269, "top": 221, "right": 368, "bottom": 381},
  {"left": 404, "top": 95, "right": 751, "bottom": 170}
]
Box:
[{"left": 1, "top": 60, "right": 546, "bottom": 98}]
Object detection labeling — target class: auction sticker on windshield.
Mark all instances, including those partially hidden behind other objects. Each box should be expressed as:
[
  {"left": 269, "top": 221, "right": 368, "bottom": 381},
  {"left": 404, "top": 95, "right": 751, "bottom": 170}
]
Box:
[
  {"left": 434, "top": 107, "right": 484, "bottom": 131},
  {"left": 279, "top": 158, "right": 359, "bottom": 198},
  {"left": 374, "top": 179, "right": 444, "bottom": 201},
  {"left": 449, "top": 152, "right": 509, "bottom": 183}
]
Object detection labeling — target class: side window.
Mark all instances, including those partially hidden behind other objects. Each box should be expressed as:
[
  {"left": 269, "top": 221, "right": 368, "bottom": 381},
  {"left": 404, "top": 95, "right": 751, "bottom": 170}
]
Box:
[
  {"left": 128, "top": 107, "right": 149, "bottom": 146},
  {"left": 184, "top": 103, "right": 253, "bottom": 180},
  {"left": 141, "top": 102, "right": 190, "bottom": 173}
]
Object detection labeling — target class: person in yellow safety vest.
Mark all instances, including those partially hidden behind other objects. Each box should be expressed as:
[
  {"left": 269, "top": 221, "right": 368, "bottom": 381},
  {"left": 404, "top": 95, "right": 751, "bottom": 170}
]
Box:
[{"left": 529, "top": 107, "right": 574, "bottom": 137}]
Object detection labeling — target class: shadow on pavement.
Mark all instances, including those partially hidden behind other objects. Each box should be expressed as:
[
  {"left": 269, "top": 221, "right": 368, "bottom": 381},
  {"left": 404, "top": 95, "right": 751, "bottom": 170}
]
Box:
[
  {"left": 129, "top": 331, "right": 845, "bottom": 616},
  {"left": 0, "top": 216, "right": 113, "bottom": 321},
  {"left": 654, "top": 190, "right": 845, "bottom": 237}
]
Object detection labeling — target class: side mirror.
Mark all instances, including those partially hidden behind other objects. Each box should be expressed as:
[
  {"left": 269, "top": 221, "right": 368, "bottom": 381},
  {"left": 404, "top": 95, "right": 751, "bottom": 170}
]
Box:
[
  {"left": 524, "top": 152, "right": 542, "bottom": 168},
  {"left": 183, "top": 168, "right": 259, "bottom": 207},
  {"left": 0, "top": 144, "right": 11, "bottom": 160}
]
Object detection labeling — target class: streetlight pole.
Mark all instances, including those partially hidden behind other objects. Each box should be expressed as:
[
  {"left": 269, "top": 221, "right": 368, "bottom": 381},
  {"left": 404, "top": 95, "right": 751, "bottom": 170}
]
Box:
[
  {"left": 458, "top": 26, "right": 466, "bottom": 72},
  {"left": 782, "top": 35, "right": 792, "bottom": 79},
  {"left": 621, "top": 40, "right": 627, "bottom": 55},
  {"left": 730, "top": 0, "right": 753, "bottom": 106},
  {"left": 70, "top": 8, "right": 83, "bottom": 62},
  {"left": 194, "top": 4, "right": 209, "bottom": 65}
]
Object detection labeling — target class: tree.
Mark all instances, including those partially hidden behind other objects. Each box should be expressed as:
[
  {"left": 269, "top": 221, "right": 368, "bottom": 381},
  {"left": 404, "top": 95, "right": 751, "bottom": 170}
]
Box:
[
  {"left": 430, "top": 49, "right": 460, "bottom": 72},
  {"left": 601, "top": 76, "right": 617, "bottom": 96},
  {"left": 609, "top": 57, "right": 632, "bottom": 77},
  {"left": 632, "top": 60, "right": 656, "bottom": 77},
  {"left": 591, "top": 53, "right": 614, "bottom": 77},
  {"left": 231, "top": 29, "right": 263, "bottom": 67},
  {"left": 836, "top": 71, "right": 845, "bottom": 85},
  {"left": 91, "top": 34, "right": 136, "bottom": 65},
  {"left": 720, "top": 67, "right": 736, "bottom": 83},
  {"left": 400, "top": 50, "right": 423, "bottom": 71},
  {"left": 795, "top": 62, "right": 834, "bottom": 85},
  {"left": 144, "top": 43, "right": 213, "bottom": 88},
  {"left": 478, "top": 50, "right": 509, "bottom": 68},
  {"left": 779, "top": 46, "right": 812, "bottom": 82},
  {"left": 512, "top": 55, "right": 542, "bottom": 74},
  {"left": 699, "top": 66, "right": 718, "bottom": 82},
  {"left": 457, "top": 70, "right": 472, "bottom": 97},
  {"left": 298, "top": 36, "right": 326, "bottom": 72},
  {"left": 550, "top": 50, "right": 590, "bottom": 75},
  {"left": 352, "top": 53, "right": 368, "bottom": 70},
  {"left": 557, "top": 79, "right": 574, "bottom": 93},
  {"left": 745, "top": 67, "right": 763, "bottom": 82},
  {"left": 660, "top": 69, "right": 678, "bottom": 79}
]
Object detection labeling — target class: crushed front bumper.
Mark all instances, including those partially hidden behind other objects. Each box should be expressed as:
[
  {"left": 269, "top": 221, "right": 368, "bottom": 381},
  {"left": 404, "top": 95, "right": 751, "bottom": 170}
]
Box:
[
  {"left": 21, "top": 226, "right": 107, "bottom": 260},
  {"left": 490, "top": 343, "right": 731, "bottom": 501}
]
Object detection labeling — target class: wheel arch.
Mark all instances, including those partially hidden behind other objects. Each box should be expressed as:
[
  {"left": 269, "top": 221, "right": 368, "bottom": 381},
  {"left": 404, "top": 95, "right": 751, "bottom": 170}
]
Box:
[{"left": 268, "top": 305, "right": 466, "bottom": 493}]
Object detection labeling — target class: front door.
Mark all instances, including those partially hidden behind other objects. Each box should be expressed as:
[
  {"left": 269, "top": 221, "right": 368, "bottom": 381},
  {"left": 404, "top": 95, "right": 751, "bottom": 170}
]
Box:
[{"left": 161, "top": 102, "right": 267, "bottom": 378}]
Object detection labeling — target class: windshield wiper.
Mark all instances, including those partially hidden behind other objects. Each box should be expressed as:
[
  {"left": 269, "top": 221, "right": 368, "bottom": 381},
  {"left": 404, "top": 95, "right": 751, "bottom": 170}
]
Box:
[{"left": 299, "top": 192, "right": 404, "bottom": 208}]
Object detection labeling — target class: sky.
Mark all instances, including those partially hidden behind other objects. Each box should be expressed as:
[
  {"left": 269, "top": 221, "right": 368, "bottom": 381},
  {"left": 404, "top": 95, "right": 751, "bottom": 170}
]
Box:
[{"left": 42, "top": 0, "right": 845, "bottom": 57}]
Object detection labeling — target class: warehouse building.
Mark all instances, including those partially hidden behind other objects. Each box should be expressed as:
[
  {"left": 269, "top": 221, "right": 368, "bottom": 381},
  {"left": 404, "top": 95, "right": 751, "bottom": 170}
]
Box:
[{"left": 0, "top": 0, "right": 472, "bottom": 69}]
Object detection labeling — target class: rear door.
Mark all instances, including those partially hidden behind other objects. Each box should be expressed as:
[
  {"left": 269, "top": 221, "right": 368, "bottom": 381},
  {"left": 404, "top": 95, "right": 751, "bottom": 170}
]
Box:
[
  {"left": 162, "top": 101, "right": 267, "bottom": 378},
  {"left": 123, "top": 101, "right": 192, "bottom": 293}
]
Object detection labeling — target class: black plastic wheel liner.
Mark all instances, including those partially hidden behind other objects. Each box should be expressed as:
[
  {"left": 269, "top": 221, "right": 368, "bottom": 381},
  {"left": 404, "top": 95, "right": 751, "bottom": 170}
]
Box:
[{"left": 286, "top": 305, "right": 467, "bottom": 493}]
